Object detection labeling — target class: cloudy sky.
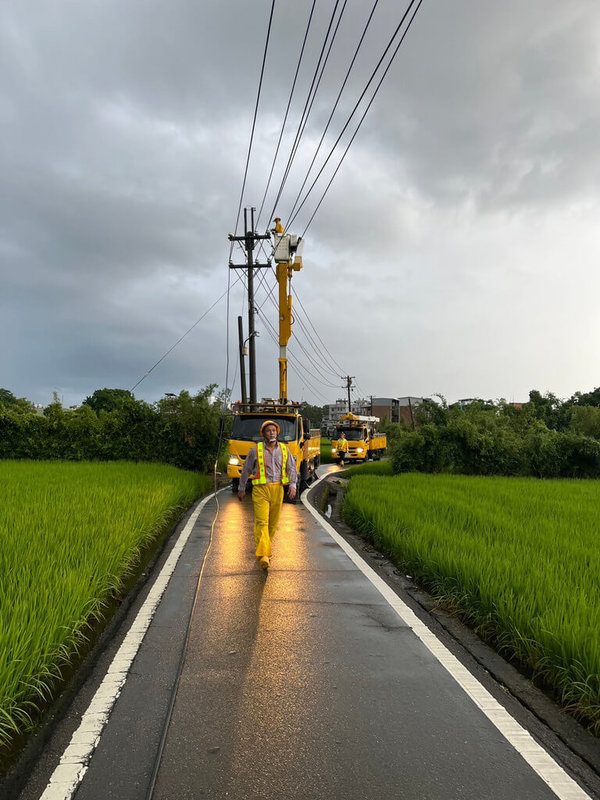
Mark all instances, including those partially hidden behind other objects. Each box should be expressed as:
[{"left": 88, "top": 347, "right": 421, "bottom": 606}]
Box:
[{"left": 2, "top": 0, "right": 599, "bottom": 408}]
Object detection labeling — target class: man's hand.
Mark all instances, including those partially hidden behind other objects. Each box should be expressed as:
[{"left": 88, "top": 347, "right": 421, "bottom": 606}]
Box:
[
  {"left": 238, "top": 490, "right": 245, "bottom": 502},
  {"left": 288, "top": 485, "right": 297, "bottom": 501}
]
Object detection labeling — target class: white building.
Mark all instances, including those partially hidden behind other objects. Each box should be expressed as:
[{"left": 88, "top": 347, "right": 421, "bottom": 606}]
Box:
[{"left": 321, "top": 398, "right": 371, "bottom": 435}]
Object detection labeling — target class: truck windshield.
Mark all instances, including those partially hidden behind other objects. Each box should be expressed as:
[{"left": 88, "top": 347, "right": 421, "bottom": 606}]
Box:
[
  {"left": 231, "top": 415, "right": 297, "bottom": 443},
  {"left": 336, "top": 428, "right": 365, "bottom": 441}
]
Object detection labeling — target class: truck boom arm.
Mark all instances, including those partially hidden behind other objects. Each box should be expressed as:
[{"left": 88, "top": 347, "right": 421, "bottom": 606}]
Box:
[{"left": 275, "top": 240, "right": 302, "bottom": 404}]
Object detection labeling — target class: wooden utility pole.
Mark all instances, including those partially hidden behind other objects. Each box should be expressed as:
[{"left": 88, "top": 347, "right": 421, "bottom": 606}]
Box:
[
  {"left": 237, "top": 316, "right": 247, "bottom": 405},
  {"left": 228, "top": 208, "right": 270, "bottom": 403},
  {"left": 344, "top": 376, "right": 355, "bottom": 413}
]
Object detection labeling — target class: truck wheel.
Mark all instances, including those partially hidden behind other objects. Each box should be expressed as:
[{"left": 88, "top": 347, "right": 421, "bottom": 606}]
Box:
[
  {"left": 231, "top": 478, "right": 239, "bottom": 493},
  {"left": 300, "top": 460, "right": 309, "bottom": 493}
]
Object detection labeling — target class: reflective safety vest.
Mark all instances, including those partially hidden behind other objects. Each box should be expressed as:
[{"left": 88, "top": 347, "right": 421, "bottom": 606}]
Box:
[
  {"left": 252, "top": 441, "right": 290, "bottom": 486},
  {"left": 338, "top": 438, "right": 349, "bottom": 452}
]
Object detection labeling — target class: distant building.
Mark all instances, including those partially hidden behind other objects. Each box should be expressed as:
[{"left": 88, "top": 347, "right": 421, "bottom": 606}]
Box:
[
  {"left": 456, "top": 398, "right": 476, "bottom": 410},
  {"left": 369, "top": 397, "right": 399, "bottom": 424},
  {"left": 322, "top": 395, "right": 426, "bottom": 433},
  {"left": 397, "top": 397, "right": 426, "bottom": 427},
  {"left": 321, "top": 397, "right": 370, "bottom": 435}
]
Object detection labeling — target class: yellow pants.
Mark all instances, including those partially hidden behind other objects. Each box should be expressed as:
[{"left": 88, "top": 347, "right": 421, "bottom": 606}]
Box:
[{"left": 252, "top": 482, "right": 284, "bottom": 558}]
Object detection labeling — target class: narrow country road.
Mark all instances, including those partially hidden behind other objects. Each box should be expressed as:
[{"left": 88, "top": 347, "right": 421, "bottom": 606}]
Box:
[{"left": 16, "top": 470, "right": 597, "bottom": 800}]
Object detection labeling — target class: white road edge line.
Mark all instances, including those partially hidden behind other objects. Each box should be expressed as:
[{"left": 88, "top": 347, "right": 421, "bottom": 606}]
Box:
[
  {"left": 39, "top": 490, "right": 223, "bottom": 800},
  {"left": 302, "top": 476, "right": 590, "bottom": 800}
]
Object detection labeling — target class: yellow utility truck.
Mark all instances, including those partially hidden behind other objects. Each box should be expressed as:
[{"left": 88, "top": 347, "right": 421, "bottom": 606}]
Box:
[
  {"left": 227, "top": 401, "right": 320, "bottom": 495},
  {"left": 227, "top": 226, "right": 320, "bottom": 499},
  {"left": 332, "top": 413, "right": 386, "bottom": 463}
]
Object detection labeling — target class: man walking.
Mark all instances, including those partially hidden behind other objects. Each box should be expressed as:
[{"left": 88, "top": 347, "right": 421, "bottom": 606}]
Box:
[
  {"left": 337, "top": 431, "right": 349, "bottom": 465},
  {"left": 238, "top": 420, "right": 298, "bottom": 570}
]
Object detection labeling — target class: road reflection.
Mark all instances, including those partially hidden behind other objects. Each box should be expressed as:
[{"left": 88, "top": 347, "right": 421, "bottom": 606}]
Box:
[{"left": 206, "top": 491, "right": 324, "bottom": 794}]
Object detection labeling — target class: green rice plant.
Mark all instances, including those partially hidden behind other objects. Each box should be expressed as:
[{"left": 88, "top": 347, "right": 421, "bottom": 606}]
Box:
[
  {"left": 0, "top": 460, "right": 210, "bottom": 745},
  {"left": 345, "top": 461, "right": 393, "bottom": 478},
  {"left": 320, "top": 438, "right": 333, "bottom": 464},
  {"left": 343, "top": 472, "right": 600, "bottom": 732}
]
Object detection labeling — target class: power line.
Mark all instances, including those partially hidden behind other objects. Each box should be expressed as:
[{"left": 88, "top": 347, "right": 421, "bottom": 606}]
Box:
[
  {"left": 255, "top": 0, "right": 317, "bottom": 229},
  {"left": 302, "top": 0, "right": 424, "bottom": 236},
  {"left": 256, "top": 270, "right": 341, "bottom": 386},
  {"left": 255, "top": 303, "right": 330, "bottom": 401},
  {"left": 268, "top": 306, "right": 341, "bottom": 388},
  {"left": 267, "top": 0, "right": 344, "bottom": 223},
  {"left": 236, "top": 270, "right": 331, "bottom": 401},
  {"left": 285, "top": 0, "right": 381, "bottom": 224},
  {"left": 231, "top": 0, "right": 276, "bottom": 245},
  {"left": 287, "top": 0, "right": 421, "bottom": 230},
  {"left": 130, "top": 275, "right": 242, "bottom": 392},
  {"left": 279, "top": 0, "right": 349, "bottom": 226},
  {"left": 253, "top": 298, "right": 330, "bottom": 397},
  {"left": 293, "top": 286, "right": 347, "bottom": 375},
  {"left": 263, "top": 266, "right": 341, "bottom": 380}
]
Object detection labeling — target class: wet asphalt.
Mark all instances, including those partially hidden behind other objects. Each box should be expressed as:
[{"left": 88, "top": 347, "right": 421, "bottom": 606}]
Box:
[{"left": 15, "top": 472, "right": 596, "bottom": 800}]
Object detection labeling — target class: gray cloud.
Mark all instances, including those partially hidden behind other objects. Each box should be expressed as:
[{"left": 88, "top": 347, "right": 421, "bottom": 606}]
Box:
[{"left": 2, "top": 0, "right": 599, "bottom": 408}]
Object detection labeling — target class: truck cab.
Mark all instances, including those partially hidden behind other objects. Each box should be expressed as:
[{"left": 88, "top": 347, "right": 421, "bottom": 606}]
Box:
[
  {"left": 331, "top": 413, "right": 386, "bottom": 463},
  {"left": 227, "top": 401, "right": 320, "bottom": 497}
]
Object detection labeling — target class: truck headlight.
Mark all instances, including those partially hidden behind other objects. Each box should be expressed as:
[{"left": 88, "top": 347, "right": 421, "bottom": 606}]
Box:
[
  {"left": 356, "top": 448, "right": 364, "bottom": 453},
  {"left": 228, "top": 456, "right": 240, "bottom": 466},
  {"left": 331, "top": 448, "right": 337, "bottom": 453}
]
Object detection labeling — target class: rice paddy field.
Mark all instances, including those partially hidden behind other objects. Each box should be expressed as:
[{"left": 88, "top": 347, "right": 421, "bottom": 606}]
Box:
[
  {"left": 0, "top": 460, "right": 210, "bottom": 746},
  {"left": 343, "top": 472, "right": 600, "bottom": 732},
  {"left": 320, "top": 437, "right": 333, "bottom": 464},
  {"left": 345, "top": 460, "right": 393, "bottom": 477}
]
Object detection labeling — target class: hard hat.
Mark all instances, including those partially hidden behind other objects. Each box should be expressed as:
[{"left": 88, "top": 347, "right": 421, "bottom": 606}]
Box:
[{"left": 260, "top": 419, "right": 280, "bottom": 435}]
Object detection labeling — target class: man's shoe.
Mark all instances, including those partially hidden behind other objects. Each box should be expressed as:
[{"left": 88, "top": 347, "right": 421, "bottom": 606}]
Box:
[{"left": 259, "top": 556, "right": 270, "bottom": 570}]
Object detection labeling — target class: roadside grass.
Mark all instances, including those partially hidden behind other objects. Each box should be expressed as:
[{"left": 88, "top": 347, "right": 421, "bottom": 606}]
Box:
[
  {"left": 320, "top": 438, "right": 333, "bottom": 464},
  {"left": 0, "top": 460, "right": 209, "bottom": 745},
  {"left": 343, "top": 472, "right": 600, "bottom": 733},
  {"left": 344, "top": 461, "right": 392, "bottom": 478}
]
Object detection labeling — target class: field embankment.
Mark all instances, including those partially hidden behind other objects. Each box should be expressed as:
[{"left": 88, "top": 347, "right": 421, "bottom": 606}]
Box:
[
  {"left": 0, "top": 460, "right": 209, "bottom": 747},
  {"left": 343, "top": 472, "right": 600, "bottom": 733}
]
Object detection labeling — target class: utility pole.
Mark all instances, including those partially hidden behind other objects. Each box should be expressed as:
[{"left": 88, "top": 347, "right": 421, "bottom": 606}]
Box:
[
  {"left": 237, "top": 316, "right": 247, "bottom": 405},
  {"left": 228, "top": 208, "right": 270, "bottom": 403},
  {"left": 344, "top": 376, "right": 355, "bottom": 414}
]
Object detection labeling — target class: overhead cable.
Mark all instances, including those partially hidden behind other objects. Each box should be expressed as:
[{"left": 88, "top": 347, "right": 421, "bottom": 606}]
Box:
[
  {"left": 287, "top": 0, "right": 422, "bottom": 230},
  {"left": 255, "top": 0, "right": 317, "bottom": 229},
  {"left": 302, "top": 0, "right": 424, "bottom": 236},
  {"left": 230, "top": 0, "right": 276, "bottom": 251},
  {"left": 285, "top": 0, "right": 381, "bottom": 224},
  {"left": 257, "top": 271, "right": 341, "bottom": 385},
  {"left": 236, "top": 270, "right": 331, "bottom": 401},
  {"left": 267, "top": 0, "right": 344, "bottom": 223},
  {"left": 130, "top": 275, "right": 242, "bottom": 392},
  {"left": 278, "top": 0, "right": 349, "bottom": 220},
  {"left": 293, "top": 286, "right": 347, "bottom": 375},
  {"left": 265, "top": 266, "right": 341, "bottom": 378},
  {"left": 257, "top": 309, "right": 331, "bottom": 401}
]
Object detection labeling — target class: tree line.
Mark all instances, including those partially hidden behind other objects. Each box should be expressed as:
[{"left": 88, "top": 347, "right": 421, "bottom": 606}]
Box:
[
  {"left": 0, "top": 388, "right": 326, "bottom": 473},
  {"left": 0, "top": 387, "right": 228, "bottom": 473},
  {"left": 383, "top": 388, "right": 600, "bottom": 479}
]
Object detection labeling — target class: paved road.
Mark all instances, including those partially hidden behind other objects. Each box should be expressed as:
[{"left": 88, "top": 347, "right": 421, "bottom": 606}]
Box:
[{"left": 18, "top": 473, "right": 595, "bottom": 800}]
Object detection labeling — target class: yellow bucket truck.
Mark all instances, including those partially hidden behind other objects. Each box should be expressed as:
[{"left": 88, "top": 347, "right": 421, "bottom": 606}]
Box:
[{"left": 331, "top": 413, "right": 387, "bottom": 463}]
